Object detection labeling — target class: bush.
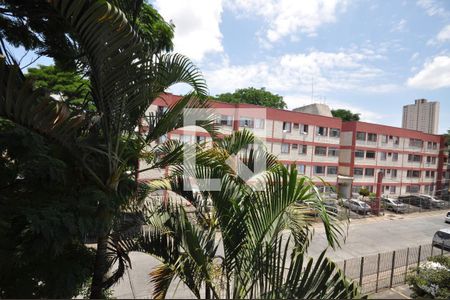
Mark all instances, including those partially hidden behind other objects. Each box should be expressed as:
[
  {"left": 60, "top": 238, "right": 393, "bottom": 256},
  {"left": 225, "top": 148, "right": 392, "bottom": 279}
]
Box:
[
  {"left": 406, "top": 256, "right": 450, "bottom": 299},
  {"left": 359, "top": 188, "right": 370, "bottom": 198}
]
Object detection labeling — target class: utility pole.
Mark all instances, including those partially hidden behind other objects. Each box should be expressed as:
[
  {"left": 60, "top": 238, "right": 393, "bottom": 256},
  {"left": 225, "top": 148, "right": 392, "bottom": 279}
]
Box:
[{"left": 375, "top": 171, "right": 384, "bottom": 216}]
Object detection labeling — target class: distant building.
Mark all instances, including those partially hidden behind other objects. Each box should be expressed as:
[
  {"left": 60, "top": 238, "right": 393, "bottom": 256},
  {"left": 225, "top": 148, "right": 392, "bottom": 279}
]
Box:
[
  {"left": 402, "top": 99, "right": 440, "bottom": 134},
  {"left": 140, "top": 94, "right": 448, "bottom": 199},
  {"left": 293, "top": 103, "right": 333, "bottom": 117}
]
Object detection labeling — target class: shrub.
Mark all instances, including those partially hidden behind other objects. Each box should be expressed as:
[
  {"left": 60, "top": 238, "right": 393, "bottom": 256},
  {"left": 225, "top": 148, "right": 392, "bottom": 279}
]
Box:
[{"left": 406, "top": 256, "right": 450, "bottom": 299}]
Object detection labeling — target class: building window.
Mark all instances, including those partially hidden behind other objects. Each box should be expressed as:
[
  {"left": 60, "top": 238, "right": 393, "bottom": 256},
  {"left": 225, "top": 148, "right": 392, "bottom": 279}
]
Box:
[
  {"left": 315, "top": 146, "right": 327, "bottom": 156},
  {"left": 365, "top": 168, "right": 375, "bottom": 176},
  {"left": 240, "top": 117, "right": 254, "bottom": 128},
  {"left": 254, "top": 118, "right": 265, "bottom": 129},
  {"left": 328, "top": 148, "right": 339, "bottom": 157},
  {"left": 367, "top": 133, "right": 377, "bottom": 142},
  {"left": 431, "top": 157, "right": 436, "bottom": 164},
  {"left": 299, "top": 144, "right": 308, "bottom": 155},
  {"left": 356, "top": 132, "right": 366, "bottom": 141},
  {"left": 283, "top": 122, "right": 291, "bottom": 132},
  {"left": 157, "top": 105, "right": 168, "bottom": 114},
  {"left": 390, "top": 186, "right": 396, "bottom": 194},
  {"left": 392, "top": 153, "right": 399, "bottom": 161},
  {"left": 180, "top": 135, "right": 192, "bottom": 144},
  {"left": 406, "top": 185, "right": 420, "bottom": 193},
  {"left": 220, "top": 115, "right": 233, "bottom": 126},
  {"left": 391, "top": 169, "right": 398, "bottom": 178},
  {"left": 433, "top": 142, "right": 438, "bottom": 149},
  {"left": 408, "top": 154, "right": 422, "bottom": 163},
  {"left": 409, "top": 138, "right": 423, "bottom": 148},
  {"left": 297, "top": 164, "right": 305, "bottom": 174},
  {"left": 196, "top": 136, "right": 206, "bottom": 143},
  {"left": 381, "top": 135, "right": 389, "bottom": 143},
  {"left": 366, "top": 151, "right": 376, "bottom": 159},
  {"left": 431, "top": 171, "right": 435, "bottom": 177},
  {"left": 427, "top": 142, "right": 433, "bottom": 149},
  {"left": 330, "top": 128, "right": 340, "bottom": 138},
  {"left": 293, "top": 123, "right": 299, "bottom": 130},
  {"left": 281, "top": 143, "right": 290, "bottom": 154},
  {"left": 300, "top": 124, "right": 309, "bottom": 134},
  {"left": 380, "top": 152, "right": 387, "bottom": 161},
  {"left": 354, "top": 168, "right": 364, "bottom": 176},
  {"left": 355, "top": 150, "right": 365, "bottom": 158},
  {"left": 292, "top": 144, "right": 298, "bottom": 150},
  {"left": 316, "top": 126, "right": 328, "bottom": 136},
  {"left": 407, "top": 170, "right": 421, "bottom": 178},
  {"left": 327, "top": 166, "right": 338, "bottom": 175},
  {"left": 314, "top": 166, "right": 326, "bottom": 174},
  {"left": 393, "top": 136, "right": 400, "bottom": 145}
]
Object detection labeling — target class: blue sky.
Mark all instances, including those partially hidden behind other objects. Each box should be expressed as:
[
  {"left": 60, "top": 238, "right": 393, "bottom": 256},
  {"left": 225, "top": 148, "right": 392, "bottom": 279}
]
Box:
[
  {"left": 152, "top": 0, "right": 450, "bottom": 133},
  {"left": 9, "top": 0, "right": 449, "bottom": 133}
]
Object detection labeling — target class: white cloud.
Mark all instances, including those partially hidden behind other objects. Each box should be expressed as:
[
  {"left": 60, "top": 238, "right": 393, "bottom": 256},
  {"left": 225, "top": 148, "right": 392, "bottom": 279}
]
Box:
[
  {"left": 205, "top": 49, "right": 397, "bottom": 97},
  {"left": 410, "top": 52, "right": 420, "bottom": 61},
  {"left": 407, "top": 55, "right": 450, "bottom": 89},
  {"left": 225, "top": 0, "right": 348, "bottom": 43},
  {"left": 436, "top": 24, "right": 450, "bottom": 42},
  {"left": 427, "top": 24, "right": 450, "bottom": 45},
  {"left": 154, "top": 0, "right": 224, "bottom": 61},
  {"left": 417, "top": 0, "right": 449, "bottom": 18},
  {"left": 391, "top": 19, "right": 407, "bottom": 32}
]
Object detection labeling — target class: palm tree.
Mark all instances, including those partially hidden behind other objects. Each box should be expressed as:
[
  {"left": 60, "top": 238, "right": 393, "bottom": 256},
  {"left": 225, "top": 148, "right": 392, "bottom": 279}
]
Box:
[
  {"left": 140, "top": 130, "right": 360, "bottom": 299},
  {"left": 0, "top": 0, "right": 214, "bottom": 297}
]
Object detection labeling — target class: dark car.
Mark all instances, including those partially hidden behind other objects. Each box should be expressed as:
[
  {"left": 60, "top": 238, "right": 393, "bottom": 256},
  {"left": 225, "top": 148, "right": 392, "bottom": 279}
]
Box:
[{"left": 398, "top": 195, "right": 432, "bottom": 209}]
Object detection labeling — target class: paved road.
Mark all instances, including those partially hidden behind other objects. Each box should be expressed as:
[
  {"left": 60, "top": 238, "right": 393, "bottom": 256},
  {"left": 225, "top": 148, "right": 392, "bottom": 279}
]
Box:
[
  {"left": 308, "top": 211, "right": 449, "bottom": 261},
  {"left": 112, "top": 211, "right": 449, "bottom": 299}
]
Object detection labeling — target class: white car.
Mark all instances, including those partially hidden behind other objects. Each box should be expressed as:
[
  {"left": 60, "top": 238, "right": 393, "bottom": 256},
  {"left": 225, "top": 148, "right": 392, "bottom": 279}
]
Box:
[{"left": 445, "top": 211, "right": 450, "bottom": 224}]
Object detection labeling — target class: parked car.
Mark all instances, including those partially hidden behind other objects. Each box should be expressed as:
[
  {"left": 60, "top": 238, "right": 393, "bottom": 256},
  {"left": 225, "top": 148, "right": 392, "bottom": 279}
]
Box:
[
  {"left": 381, "top": 197, "right": 407, "bottom": 213},
  {"left": 432, "top": 228, "right": 450, "bottom": 251},
  {"left": 398, "top": 195, "right": 432, "bottom": 209},
  {"left": 419, "top": 194, "right": 445, "bottom": 208},
  {"left": 445, "top": 211, "right": 450, "bottom": 224},
  {"left": 343, "top": 199, "right": 371, "bottom": 215},
  {"left": 324, "top": 199, "right": 339, "bottom": 214}
]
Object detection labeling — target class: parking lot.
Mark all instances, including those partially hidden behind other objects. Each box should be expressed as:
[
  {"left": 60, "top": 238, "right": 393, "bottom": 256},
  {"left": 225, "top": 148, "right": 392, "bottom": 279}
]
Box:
[{"left": 332, "top": 195, "right": 450, "bottom": 220}]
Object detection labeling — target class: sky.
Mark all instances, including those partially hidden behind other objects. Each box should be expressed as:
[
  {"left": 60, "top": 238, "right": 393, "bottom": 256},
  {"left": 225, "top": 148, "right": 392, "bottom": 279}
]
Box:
[
  {"left": 151, "top": 0, "right": 450, "bottom": 133},
  {"left": 9, "top": 0, "right": 449, "bottom": 133}
]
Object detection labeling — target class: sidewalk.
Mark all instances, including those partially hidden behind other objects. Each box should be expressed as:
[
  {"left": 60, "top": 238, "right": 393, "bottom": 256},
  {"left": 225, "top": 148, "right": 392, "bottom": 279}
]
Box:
[{"left": 370, "top": 284, "right": 412, "bottom": 299}]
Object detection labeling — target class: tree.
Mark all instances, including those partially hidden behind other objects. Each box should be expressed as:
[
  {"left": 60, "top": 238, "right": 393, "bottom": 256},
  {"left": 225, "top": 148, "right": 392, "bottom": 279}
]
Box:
[
  {"left": 216, "top": 87, "right": 287, "bottom": 109},
  {"left": 0, "top": 118, "right": 96, "bottom": 298},
  {"left": 0, "top": 0, "right": 174, "bottom": 70},
  {"left": 137, "top": 130, "right": 360, "bottom": 299},
  {"left": 26, "top": 65, "right": 91, "bottom": 109},
  {"left": 331, "top": 109, "right": 360, "bottom": 122},
  {"left": 0, "top": 1, "right": 212, "bottom": 298},
  {"left": 359, "top": 188, "right": 370, "bottom": 199}
]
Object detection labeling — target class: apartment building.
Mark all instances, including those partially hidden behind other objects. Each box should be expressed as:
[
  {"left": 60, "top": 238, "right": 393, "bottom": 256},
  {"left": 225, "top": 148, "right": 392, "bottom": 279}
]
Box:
[
  {"left": 402, "top": 99, "right": 440, "bottom": 134},
  {"left": 140, "top": 93, "right": 448, "bottom": 199},
  {"left": 339, "top": 122, "right": 445, "bottom": 197}
]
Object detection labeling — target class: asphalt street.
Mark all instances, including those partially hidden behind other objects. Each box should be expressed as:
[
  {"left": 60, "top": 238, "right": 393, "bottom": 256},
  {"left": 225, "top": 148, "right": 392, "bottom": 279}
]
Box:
[{"left": 112, "top": 210, "right": 450, "bottom": 299}]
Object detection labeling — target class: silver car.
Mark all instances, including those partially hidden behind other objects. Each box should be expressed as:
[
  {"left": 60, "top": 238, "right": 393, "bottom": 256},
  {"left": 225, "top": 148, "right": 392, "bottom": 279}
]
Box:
[
  {"left": 344, "top": 199, "right": 371, "bottom": 215},
  {"left": 432, "top": 228, "right": 450, "bottom": 250},
  {"left": 382, "top": 197, "right": 407, "bottom": 213}
]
